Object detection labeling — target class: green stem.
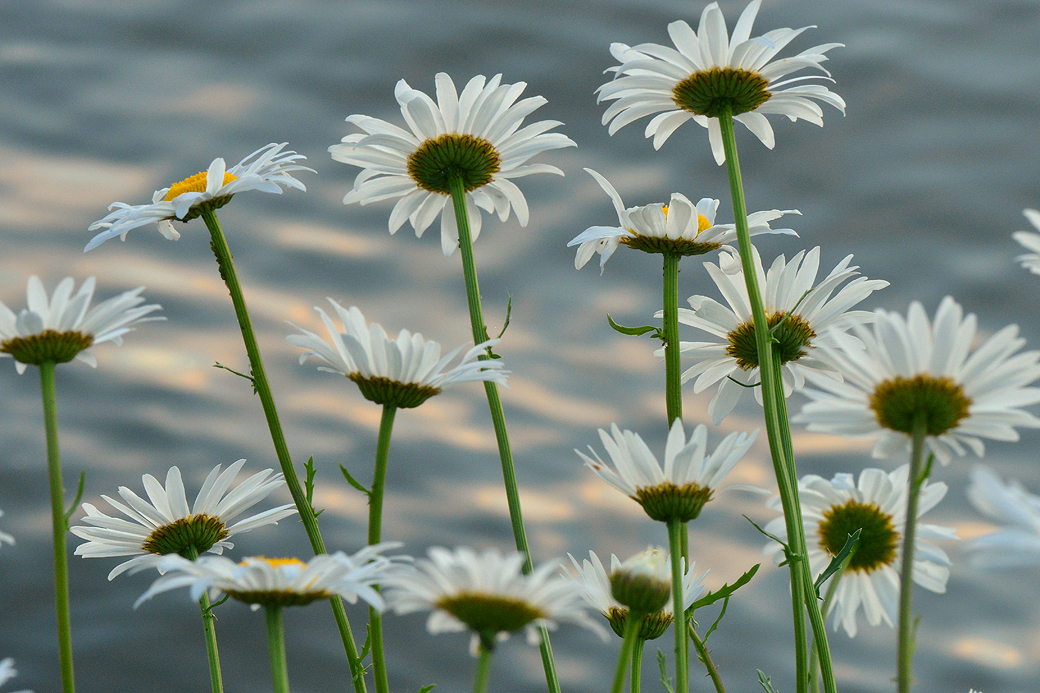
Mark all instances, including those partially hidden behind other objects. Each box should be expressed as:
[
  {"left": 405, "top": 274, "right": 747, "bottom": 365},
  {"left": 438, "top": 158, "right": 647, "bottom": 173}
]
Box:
[
  {"left": 266, "top": 605, "right": 291, "bottom": 693},
  {"left": 897, "top": 417, "right": 928, "bottom": 693},
  {"left": 716, "top": 111, "right": 835, "bottom": 693},
  {"left": 610, "top": 609, "right": 645, "bottom": 693},
  {"left": 201, "top": 210, "right": 367, "bottom": 693},
  {"left": 368, "top": 404, "right": 397, "bottom": 693},
  {"left": 667, "top": 520, "right": 689, "bottom": 693},
  {"left": 446, "top": 176, "right": 560, "bottom": 693},
  {"left": 473, "top": 640, "right": 494, "bottom": 693},
  {"left": 631, "top": 638, "right": 644, "bottom": 693},
  {"left": 688, "top": 621, "right": 726, "bottom": 693},
  {"left": 39, "top": 362, "right": 75, "bottom": 693},
  {"left": 662, "top": 251, "right": 683, "bottom": 426},
  {"left": 810, "top": 563, "right": 847, "bottom": 693},
  {"left": 183, "top": 544, "right": 224, "bottom": 693}
]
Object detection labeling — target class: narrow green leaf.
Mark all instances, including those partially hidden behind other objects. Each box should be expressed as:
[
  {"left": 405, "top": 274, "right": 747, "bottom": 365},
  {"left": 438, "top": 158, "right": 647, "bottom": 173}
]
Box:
[
  {"left": 703, "top": 595, "right": 730, "bottom": 641},
  {"left": 757, "top": 670, "right": 781, "bottom": 693},
  {"left": 607, "top": 313, "right": 661, "bottom": 338},
  {"left": 302, "top": 457, "right": 324, "bottom": 517},
  {"left": 213, "top": 361, "right": 258, "bottom": 394},
  {"left": 813, "top": 529, "right": 861, "bottom": 597},
  {"left": 417, "top": 686, "right": 436, "bottom": 693},
  {"left": 690, "top": 563, "right": 760, "bottom": 611},
  {"left": 656, "top": 650, "right": 676, "bottom": 693},
  {"left": 726, "top": 374, "right": 760, "bottom": 389},
  {"left": 744, "top": 515, "right": 795, "bottom": 565},
  {"left": 339, "top": 463, "right": 371, "bottom": 496},
  {"left": 64, "top": 470, "right": 87, "bottom": 527}
]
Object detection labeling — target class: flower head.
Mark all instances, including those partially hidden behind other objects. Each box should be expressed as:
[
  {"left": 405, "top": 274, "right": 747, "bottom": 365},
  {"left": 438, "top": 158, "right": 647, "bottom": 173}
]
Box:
[
  {"left": 598, "top": 0, "right": 844, "bottom": 164},
  {"left": 667, "top": 246, "right": 887, "bottom": 425},
  {"left": 567, "top": 168, "right": 797, "bottom": 272},
  {"left": 86, "top": 143, "right": 313, "bottom": 251},
  {"left": 71, "top": 459, "right": 297, "bottom": 579},
  {"left": 1012, "top": 208, "right": 1040, "bottom": 275},
  {"left": 384, "top": 546, "right": 605, "bottom": 653},
  {"left": 963, "top": 465, "right": 1040, "bottom": 568},
  {"left": 764, "top": 466, "right": 956, "bottom": 637},
  {"left": 577, "top": 419, "right": 757, "bottom": 522},
  {"left": 287, "top": 300, "right": 507, "bottom": 408},
  {"left": 0, "top": 276, "right": 162, "bottom": 374},
  {"left": 0, "top": 658, "right": 32, "bottom": 693},
  {"left": 566, "top": 549, "right": 706, "bottom": 639},
  {"left": 329, "top": 73, "right": 575, "bottom": 256},
  {"left": 796, "top": 297, "right": 1040, "bottom": 465},
  {"left": 135, "top": 545, "right": 397, "bottom": 610}
]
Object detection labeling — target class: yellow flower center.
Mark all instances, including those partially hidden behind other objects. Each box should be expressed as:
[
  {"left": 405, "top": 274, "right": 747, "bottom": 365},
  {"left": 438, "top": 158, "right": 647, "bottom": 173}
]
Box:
[
  {"left": 164, "top": 171, "right": 238, "bottom": 201},
  {"left": 246, "top": 557, "right": 307, "bottom": 569}
]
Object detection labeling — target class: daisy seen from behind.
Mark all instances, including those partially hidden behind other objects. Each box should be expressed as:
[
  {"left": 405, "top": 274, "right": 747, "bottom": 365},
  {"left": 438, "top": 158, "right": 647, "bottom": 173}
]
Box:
[
  {"left": 577, "top": 418, "right": 758, "bottom": 523},
  {"left": 1012, "top": 208, "right": 1040, "bottom": 275},
  {"left": 567, "top": 168, "right": 798, "bottom": 273},
  {"left": 0, "top": 276, "right": 162, "bottom": 374},
  {"left": 287, "top": 300, "right": 508, "bottom": 409},
  {"left": 796, "top": 296, "right": 1040, "bottom": 465},
  {"left": 71, "top": 459, "right": 297, "bottom": 579},
  {"left": 330, "top": 72, "right": 575, "bottom": 256},
  {"left": 598, "top": 0, "right": 845, "bottom": 164},
  {"left": 963, "top": 465, "right": 1040, "bottom": 568},
  {"left": 763, "top": 465, "right": 955, "bottom": 637},
  {"left": 667, "top": 246, "right": 888, "bottom": 425},
  {"left": 86, "top": 143, "right": 312, "bottom": 251}
]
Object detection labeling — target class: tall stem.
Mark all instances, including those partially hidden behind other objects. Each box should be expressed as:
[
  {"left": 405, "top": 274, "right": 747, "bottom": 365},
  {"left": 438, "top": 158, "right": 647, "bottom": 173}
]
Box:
[
  {"left": 446, "top": 177, "right": 560, "bottom": 693},
  {"left": 897, "top": 417, "right": 928, "bottom": 693},
  {"left": 39, "top": 362, "right": 75, "bottom": 693},
  {"left": 716, "top": 112, "right": 834, "bottom": 693},
  {"left": 667, "top": 520, "right": 689, "bottom": 693},
  {"left": 662, "top": 251, "right": 683, "bottom": 426},
  {"left": 368, "top": 404, "right": 397, "bottom": 693},
  {"left": 472, "top": 642, "right": 494, "bottom": 693},
  {"left": 610, "top": 609, "right": 645, "bottom": 693},
  {"left": 201, "top": 210, "right": 367, "bottom": 693},
  {"left": 183, "top": 544, "right": 224, "bottom": 693},
  {"left": 265, "top": 605, "right": 291, "bottom": 693},
  {"left": 630, "top": 639, "right": 644, "bottom": 693}
]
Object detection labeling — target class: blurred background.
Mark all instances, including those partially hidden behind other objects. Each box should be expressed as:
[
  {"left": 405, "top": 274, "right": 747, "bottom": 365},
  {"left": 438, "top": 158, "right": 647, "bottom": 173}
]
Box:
[{"left": 2, "top": 1, "right": 1039, "bottom": 692}]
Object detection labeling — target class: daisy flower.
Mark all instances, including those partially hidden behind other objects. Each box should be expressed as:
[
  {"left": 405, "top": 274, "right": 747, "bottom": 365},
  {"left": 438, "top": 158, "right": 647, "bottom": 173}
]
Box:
[
  {"left": 135, "top": 544, "right": 398, "bottom": 611},
  {"left": 71, "top": 459, "right": 297, "bottom": 579},
  {"left": 763, "top": 465, "right": 956, "bottom": 637},
  {"left": 598, "top": 0, "right": 845, "bottom": 164},
  {"left": 566, "top": 548, "right": 706, "bottom": 639},
  {"left": 86, "top": 143, "right": 313, "bottom": 251},
  {"left": 383, "top": 546, "right": 604, "bottom": 653},
  {"left": 329, "top": 73, "right": 575, "bottom": 256},
  {"left": 666, "top": 246, "right": 887, "bottom": 425},
  {"left": 0, "top": 658, "right": 32, "bottom": 693},
  {"left": 0, "top": 276, "right": 162, "bottom": 374},
  {"left": 576, "top": 418, "right": 758, "bottom": 523},
  {"left": 287, "top": 300, "right": 508, "bottom": 409},
  {"left": 963, "top": 465, "right": 1040, "bottom": 568},
  {"left": 567, "top": 168, "right": 798, "bottom": 272},
  {"left": 1012, "top": 208, "right": 1040, "bottom": 275},
  {"left": 796, "top": 296, "right": 1040, "bottom": 465}
]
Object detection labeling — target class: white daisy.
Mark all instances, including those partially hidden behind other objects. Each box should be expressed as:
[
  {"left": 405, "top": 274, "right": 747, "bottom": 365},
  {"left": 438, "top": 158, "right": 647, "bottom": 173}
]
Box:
[
  {"left": 287, "top": 300, "right": 508, "bottom": 409},
  {"left": 1012, "top": 208, "right": 1040, "bottom": 275},
  {"left": 796, "top": 296, "right": 1040, "bottom": 465},
  {"left": 0, "top": 658, "right": 32, "bottom": 693},
  {"left": 763, "top": 465, "right": 956, "bottom": 638},
  {"left": 135, "top": 545, "right": 398, "bottom": 611},
  {"left": 0, "top": 276, "right": 162, "bottom": 374},
  {"left": 963, "top": 465, "right": 1040, "bottom": 568},
  {"left": 329, "top": 73, "right": 575, "bottom": 256},
  {"left": 383, "top": 546, "right": 605, "bottom": 653},
  {"left": 576, "top": 418, "right": 758, "bottom": 522},
  {"left": 567, "top": 168, "right": 798, "bottom": 273},
  {"left": 598, "top": 0, "right": 845, "bottom": 164},
  {"left": 566, "top": 548, "right": 706, "bottom": 639},
  {"left": 71, "top": 459, "right": 297, "bottom": 579},
  {"left": 86, "top": 143, "right": 313, "bottom": 251},
  {"left": 665, "top": 246, "right": 887, "bottom": 425},
  {"left": 0, "top": 510, "right": 14, "bottom": 548}
]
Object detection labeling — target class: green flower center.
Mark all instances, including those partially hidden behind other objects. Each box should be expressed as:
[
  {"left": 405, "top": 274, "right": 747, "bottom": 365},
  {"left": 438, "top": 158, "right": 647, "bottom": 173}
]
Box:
[
  {"left": 633, "top": 481, "right": 714, "bottom": 523},
  {"left": 435, "top": 592, "right": 546, "bottom": 640},
  {"left": 406, "top": 133, "right": 501, "bottom": 194},
  {"left": 610, "top": 570, "right": 671, "bottom": 615},
  {"left": 1, "top": 330, "right": 93, "bottom": 366},
  {"left": 672, "top": 67, "right": 771, "bottom": 118},
  {"left": 725, "top": 311, "right": 816, "bottom": 371},
  {"left": 606, "top": 606, "right": 673, "bottom": 641},
  {"left": 225, "top": 557, "right": 329, "bottom": 608},
  {"left": 162, "top": 170, "right": 237, "bottom": 221},
  {"left": 141, "top": 514, "right": 229, "bottom": 556},
  {"left": 348, "top": 374, "right": 441, "bottom": 409},
  {"left": 869, "top": 375, "right": 972, "bottom": 435},
  {"left": 817, "top": 499, "right": 899, "bottom": 573}
]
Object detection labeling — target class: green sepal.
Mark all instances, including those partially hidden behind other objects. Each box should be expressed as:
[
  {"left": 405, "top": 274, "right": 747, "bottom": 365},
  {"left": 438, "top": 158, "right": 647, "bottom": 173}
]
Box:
[
  {"left": 63, "top": 470, "right": 87, "bottom": 529},
  {"left": 213, "top": 361, "right": 257, "bottom": 394},
  {"left": 607, "top": 313, "right": 664, "bottom": 341},
  {"left": 757, "top": 670, "right": 781, "bottom": 693},
  {"left": 813, "top": 529, "right": 861, "bottom": 598},
  {"left": 339, "top": 463, "right": 371, "bottom": 496},
  {"left": 656, "top": 650, "right": 676, "bottom": 693},
  {"left": 689, "top": 563, "right": 760, "bottom": 612}
]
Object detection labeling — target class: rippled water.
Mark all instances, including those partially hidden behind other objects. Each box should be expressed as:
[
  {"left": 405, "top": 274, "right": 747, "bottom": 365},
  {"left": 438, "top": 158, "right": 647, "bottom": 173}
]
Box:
[{"left": 2, "top": 1, "right": 1040, "bottom": 692}]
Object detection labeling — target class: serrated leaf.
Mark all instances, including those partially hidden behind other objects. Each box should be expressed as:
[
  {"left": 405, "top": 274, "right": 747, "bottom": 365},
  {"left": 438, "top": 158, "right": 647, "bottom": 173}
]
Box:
[
  {"left": 690, "top": 563, "right": 760, "bottom": 611},
  {"left": 607, "top": 313, "right": 660, "bottom": 337},
  {"left": 656, "top": 650, "right": 676, "bottom": 693},
  {"left": 757, "top": 670, "right": 781, "bottom": 693},
  {"left": 340, "top": 463, "right": 371, "bottom": 496},
  {"left": 813, "top": 529, "right": 861, "bottom": 598}
]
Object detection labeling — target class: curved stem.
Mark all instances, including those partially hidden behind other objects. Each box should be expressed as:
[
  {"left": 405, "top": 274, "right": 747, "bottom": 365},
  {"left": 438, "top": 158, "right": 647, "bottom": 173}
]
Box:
[
  {"left": 667, "top": 520, "right": 689, "bottom": 693},
  {"left": 472, "top": 641, "right": 494, "bottom": 693},
  {"left": 688, "top": 620, "right": 726, "bottom": 693},
  {"left": 897, "top": 417, "right": 928, "bottom": 693},
  {"left": 446, "top": 177, "right": 560, "bottom": 693},
  {"left": 368, "top": 404, "right": 397, "bottom": 693},
  {"left": 662, "top": 251, "right": 683, "bottom": 426},
  {"left": 201, "top": 210, "right": 367, "bottom": 693},
  {"left": 40, "top": 362, "right": 75, "bottom": 693},
  {"left": 265, "top": 605, "right": 291, "bottom": 693}
]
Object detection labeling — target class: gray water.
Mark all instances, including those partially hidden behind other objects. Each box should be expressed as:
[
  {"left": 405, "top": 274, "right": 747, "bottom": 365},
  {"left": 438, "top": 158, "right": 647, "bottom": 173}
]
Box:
[{"left": 2, "top": 1, "right": 1039, "bottom": 692}]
